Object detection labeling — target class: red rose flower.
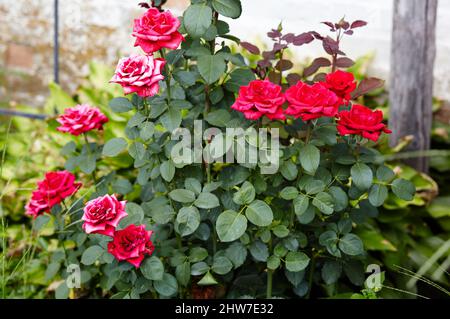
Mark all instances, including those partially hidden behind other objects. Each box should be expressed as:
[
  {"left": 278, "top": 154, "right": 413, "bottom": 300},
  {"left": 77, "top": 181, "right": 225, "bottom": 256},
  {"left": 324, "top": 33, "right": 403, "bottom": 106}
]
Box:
[
  {"left": 25, "top": 171, "right": 82, "bottom": 218},
  {"left": 132, "top": 8, "right": 184, "bottom": 53},
  {"left": 231, "top": 80, "right": 286, "bottom": 120},
  {"left": 57, "top": 104, "right": 108, "bottom": 136},
  {"left": 82, "top": 194, "right": 127, "bottom": 237},
  {"left": 324, "top": 70, "right": 357, "bottom": 103},
  {"left": 337, "top": 104, "right": 392, "bottom": 142},
  {"left": 110, "top": 54, "right": 165, "bottom": 98},
  {"left": 107, "top": 224, "right": 155, "bottom": 268}
]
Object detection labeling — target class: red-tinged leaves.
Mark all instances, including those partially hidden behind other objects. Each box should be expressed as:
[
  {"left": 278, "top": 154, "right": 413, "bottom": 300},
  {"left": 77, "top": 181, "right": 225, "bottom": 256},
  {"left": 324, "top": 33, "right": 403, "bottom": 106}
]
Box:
[
  {"left": 351, "top": 77, "right": 385, "bottom": 98},
  {"left": 351, "top": 20, "right": 368, "bottom": 29},
  {"left": 344, "top": 30, "right": 354, "bottom": 35},
  {"left": 273, "top": 43, "right": 288, "bottom": 52},
  {"left": 268, "top": 29, "right": 282, "bottom": 39},
  {"left": 321, "top": 21, "right": 335, "bottom": 31},
  {"left": 241, "top": 42, "right": 260, "bottom": 55},
  {"left": 282, "top": 33, "right": 296, "bottom": 43},
  {"left": 336, "top": 57, "right": 355, "bottom": 68},
  {"left": 139, "top": 2, "right": 151, "bottom": 8},
  {"left": 287, "top": 73, "right": 302, "bottom": 86},
  {"left": 257, "top": 59, "right": 271, "bottom": 69},
  {"left": 262, "top": 51, "right": 276, "bottom": 60},
  {"left": 313, "top": 73, "right": 327, "bottom": 82},
  {"left": 275, "top": 59, "right": 294, "bottom": 72},
  {"left": 303, "top": 57, "right": 331, "bottom": 77},
  {"left": 268, "top": 71, "right": 281, "bottom": 84},
  {"left": 310, "top": 31, "right": 324, "bottom": 40},
  {"left": 293, "top": 32, "right": 315, "bottom": 46},
  {"left": 322, "top": 36, "right": 339, "bottom": 55}
]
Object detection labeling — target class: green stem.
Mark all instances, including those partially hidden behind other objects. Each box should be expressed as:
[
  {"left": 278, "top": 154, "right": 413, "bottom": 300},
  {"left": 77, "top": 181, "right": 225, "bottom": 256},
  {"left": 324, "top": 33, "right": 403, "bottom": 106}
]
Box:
[
  {"left": 160, "top": 49, "right": 171, "bottom": 103},
  {"left": 306, "top": 254, "right": 316, "bottom": 299},
  {"left": 266, "top": 237, "right": 274, "bottom": 298},
  {"left": 305, "top": 122, "right": 313, "bottom": 144},
  {"left": 83, "top": 134, "right": 98, "bottom": 189}
]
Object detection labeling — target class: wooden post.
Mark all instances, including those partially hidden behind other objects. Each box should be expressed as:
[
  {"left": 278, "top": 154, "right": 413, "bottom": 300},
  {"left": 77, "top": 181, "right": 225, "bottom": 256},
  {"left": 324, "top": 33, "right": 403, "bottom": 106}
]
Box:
[{"left": 389, "top": 0, "right": 438, "bottom": 172}]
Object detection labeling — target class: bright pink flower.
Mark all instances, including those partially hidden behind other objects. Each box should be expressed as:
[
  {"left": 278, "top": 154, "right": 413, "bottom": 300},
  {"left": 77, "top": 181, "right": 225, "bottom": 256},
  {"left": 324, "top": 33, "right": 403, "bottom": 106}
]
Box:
[
  {"left": 107, "top": 224, "right": 155, "bottom": 268},
  {"left": 284, "top": 82, "right": 340, "bottom": 121},
  {"left": 324, "top": 70, "right": 357, "bottom": 103},
  {"left": 231, "top": 80, "right": 286, "bottom": 120},
  {"left": 82, "top": 194, "right": 127, "bottom": 237},
  {"left": 25, "top": 171, "right": 82, "bottom": 218},
  {"left": 57, "top": 104, "right": 108, "bottom": 136},
  {"left": 110, "top": 54, "right": 165, "bottom": 98},
  {"left": 337, "top": 104, "right": 392, "bottom": 142},
  {"left": 132, "top": 8, "right": 184, "bottom": 53}
]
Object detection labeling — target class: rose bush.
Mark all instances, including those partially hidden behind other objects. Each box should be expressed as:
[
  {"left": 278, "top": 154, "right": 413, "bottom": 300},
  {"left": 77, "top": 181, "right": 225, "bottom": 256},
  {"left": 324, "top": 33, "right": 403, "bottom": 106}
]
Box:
[{"left": 26, "top": 1, "right": 417, "bottom": 299}]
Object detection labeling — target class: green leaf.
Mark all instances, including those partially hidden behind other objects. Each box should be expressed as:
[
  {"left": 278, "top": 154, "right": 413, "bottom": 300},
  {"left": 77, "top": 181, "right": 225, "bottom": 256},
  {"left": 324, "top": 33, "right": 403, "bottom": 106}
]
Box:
[
  {"left": 280, "top": 160, "right": 298, "bottom": 181},
  {"left": 153, "top": 273, "right": 178, "bottom": 297},
  {"left": 285, "top": 252, "right": 310, "bottom": 272},
  {"left": 328, "top": 186, "right": 348, "bottom": 212},
  {"left": 225, "top": 242, "right": 247, "bottom": 268},
  {"left": 191, "top": 262, "right": 210, "bottom": 276},
  {"left": 205, "top": 109, "right": 232, "bottom": 127},
  {"left": 216, "top": 210, "right": 247, "bottom": 242},
  {"left": 212, "top": 0, "right": 242, "bottom": 18},
  {"left": 249, "top": 241, "right": 269, "bottom": 262},
  {"left": 183, "top": 4, "right": 212, "bottom": 38},
  {"left": 300, "top": 144, "right": 320, "bottom": 175},
  {"left": 233, "top": 181, "right": 256, "bottom": 205},
  {"left": 197, "top": 54, "right": 226, "bottom": 84},
  {"left": 185, "top": 178, "right": 202, "bottom": 195},
  {"left": 103, "top": 138, "right": 127, "bottom": 157},
  {"left": 189, "top": 247, "right": 208, "bottom": 263},
  {"left": 272, "top": 225, "right": 289, "bottom": 238},
  {"left": 321, "top": 260, "right": 342, "bottom": 285},
  {"left": 78, "top": 153, "right": 96, "bottom": 174},
  {"left": 194, "top": 192, "right": 220, "bottom": 209},
  {"left": 212, "top": 256, "right": 233, "bottom": 275},
  {"left": 376, "top": 165, "right": 395, "bottom": 182},
  {"left": 391, "top": 178, "right": 415, "bottom": 201},
  {"left": 224, "top": 68, "right": 256, "bottom": 92},
  {"left": 351, "top": 162, "right": 373, "bottom": 190},
  {"left": 109, "top": 97, "right": 133, "bottom": 113},
  {"left": 140, "top": 122, "right": 155, "bottom": 141},
  {"left": 305, "top": 180, "right": 325, "bottom": 195},
  {"left": 294, "top": 194, "right": 309, "bottom": 216},
  {"left": 160, "top": 108, "right": 182, "bottom": 132},
  {"left": 197, "top": 271, "right": 218, "bottom": 286},
  {"left": 175, "top": 206, "right": 201, "bottom": 237},
  {"left": 339, "top": 233, "right": 364, "bottom": 256},
  {"left": 267, "top": 255, "right": 281, "bottom": 270},
  {"left": 280, "top": 186, "right": 299, "bottom": 200},
  {"left": 245, "top": 200, "right": 273, "bottom": 226},
  {"left": 368, "top": 184, "right": 388, "bottom": 207},
  {"left": 128, "top": 142, "right": 145, "bottom": 160},
  {"left": 141, "top": 256, "right": 164, "bottom": 280},
  {"left": 81, "top": 245, "right": 104, "bottom": 266},
  {"left": 356, "top": 229, "right": 397, "bottom": 251},
  {"left": 312, "top": 192, "right": 334, "bottom": 215},
  {"left": 160, "top": 160, "right": 175, "bottom": 182},
  {"left": 169, "top": 189, "right": 196, "bottom": 203},
  {"left": 176, "top": 262, "right": 191, "bottom": 287},
  {"left": 427, "top": 196, "right": 450, "bottom": 218}
]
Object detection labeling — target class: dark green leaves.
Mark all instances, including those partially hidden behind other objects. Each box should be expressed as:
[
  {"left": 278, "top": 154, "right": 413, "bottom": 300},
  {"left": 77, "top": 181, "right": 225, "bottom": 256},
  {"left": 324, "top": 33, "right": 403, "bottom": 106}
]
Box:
[
  {"left": 338, "top": 233, "right": 364, "bottom": 256},
  {"left": 245, "top": 200, "right": 273, "bottom": 226},
  {"left": 183, "top": 4, "right": 212, "bottom": 38},
  {"left": 351, "top": 162, "right": 373, "bottom": 190},
  {"left": 109, "top": 97, "right": 133, "bottom": 113},
  {"left": 391, "top": 178, "right": 415, "bottom": 201},
  {"left": 141, "top": 256, "right": 164, "bottom": 280},
  {"left": 175, "top": 206, "right": 201, "bottom": 236},
  {"left": 312, "top": 192, "right": 334, "bottom": 215},
  {"left": 300, "top": 144, "right": 320, "bottom": 175},
  {"left": 233, "top": 181, "right": 255, "bottom": 205},
  {"left": 169, "top": 189, "right": 196, "bottom": 203},
  {"left": 81, "top": 245, "right": 104, "bottom": 265},
  {"left": 368, "top": 184, "right": 388, "bottom": 207},
  {"left": 285, "top": 252, "right": 310, "bottom": 272},
  {"left": 212, "top": 0, "right": 242, "bottom": 19},
  {"left": 197, "top": 54, "right": 226, "bottom": 84},
  {"left": 216, "top": 210, "right": 247, "bottom": 242},
  {"left": 194, "top": 192, "right": 220, "bottom": 209}
]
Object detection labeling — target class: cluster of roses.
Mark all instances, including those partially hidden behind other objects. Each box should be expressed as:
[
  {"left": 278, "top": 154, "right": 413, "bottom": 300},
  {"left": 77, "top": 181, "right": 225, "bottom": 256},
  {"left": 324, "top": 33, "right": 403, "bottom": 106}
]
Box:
[
  {"left": 231, "top": 70, "right": 391, "bottom": 142},
  {"left": 25, "top": 7, "right": 186, "bottom": 268}
]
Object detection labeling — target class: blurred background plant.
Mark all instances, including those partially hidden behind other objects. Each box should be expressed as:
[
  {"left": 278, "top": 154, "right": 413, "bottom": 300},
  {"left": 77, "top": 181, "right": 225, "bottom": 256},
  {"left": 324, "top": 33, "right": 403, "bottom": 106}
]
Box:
[{"left": 1, "top": 52, "right": 449, "bottom": 298}]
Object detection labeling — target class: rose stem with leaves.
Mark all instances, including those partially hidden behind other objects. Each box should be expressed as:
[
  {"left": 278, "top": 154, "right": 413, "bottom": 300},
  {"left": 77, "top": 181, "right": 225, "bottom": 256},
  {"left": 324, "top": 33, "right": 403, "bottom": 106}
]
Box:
[{"left": 266, "top": 237, "right": 274, "bottom": 298}]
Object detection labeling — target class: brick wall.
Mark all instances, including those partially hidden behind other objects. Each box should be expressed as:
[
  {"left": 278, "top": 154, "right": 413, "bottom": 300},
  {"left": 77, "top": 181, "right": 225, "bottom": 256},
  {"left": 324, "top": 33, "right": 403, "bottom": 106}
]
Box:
[{"left": 1, "top": 0, "right": 449, "bottom": 107}]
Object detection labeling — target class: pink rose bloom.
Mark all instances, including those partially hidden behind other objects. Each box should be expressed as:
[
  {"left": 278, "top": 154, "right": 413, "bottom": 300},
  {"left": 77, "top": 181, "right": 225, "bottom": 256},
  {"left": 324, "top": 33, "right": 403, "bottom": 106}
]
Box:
[
  {"left": 57, "top": 104, "right": 108, "bottom": 136},
  {"left": 132, "top": 8, "right": 184, "bottom": 53},
  {"left": 231, "top": 80, "right": 286, "bottom": 120},
  {"left": 110, "top": 54, "right": 165, "bottom": 98},
  {"left": 107, "top": 224, "right": 155, "bottom": 268},
  {"left": 25, "top": 171, "right": 82, "bottom": 218},
  {"left": 82, "top": 194, "right": 128, "bottom": 237},
  {"left": 285, "top": 82, "right": 340, "bottom": 121}
]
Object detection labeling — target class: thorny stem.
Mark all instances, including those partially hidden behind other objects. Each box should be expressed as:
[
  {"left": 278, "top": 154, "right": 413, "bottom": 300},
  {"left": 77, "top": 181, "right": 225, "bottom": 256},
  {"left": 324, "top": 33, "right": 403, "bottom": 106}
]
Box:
[{"left": 83, "top": 133, "right": 98, "bottom": 189}]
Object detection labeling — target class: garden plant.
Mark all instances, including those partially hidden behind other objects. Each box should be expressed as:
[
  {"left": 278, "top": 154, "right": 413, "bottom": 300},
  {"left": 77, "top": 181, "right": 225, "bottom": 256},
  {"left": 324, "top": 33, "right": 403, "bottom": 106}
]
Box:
[{"left": 17, "top": 0, "right": 418, "bottom": 299}]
